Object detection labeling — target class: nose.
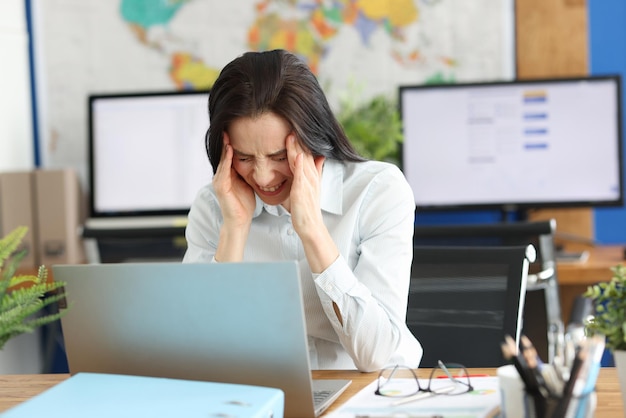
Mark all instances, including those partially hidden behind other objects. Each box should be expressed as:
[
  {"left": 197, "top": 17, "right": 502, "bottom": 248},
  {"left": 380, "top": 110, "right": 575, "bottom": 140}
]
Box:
[{"left": 252, "top": 160, "right": 273, "bottom": 186}]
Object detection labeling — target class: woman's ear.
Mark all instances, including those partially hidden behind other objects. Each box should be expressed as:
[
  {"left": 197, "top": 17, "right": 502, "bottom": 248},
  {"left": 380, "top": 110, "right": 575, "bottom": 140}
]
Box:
[{"left": 314, "top": 155, "right": 326, "bottom": 175}]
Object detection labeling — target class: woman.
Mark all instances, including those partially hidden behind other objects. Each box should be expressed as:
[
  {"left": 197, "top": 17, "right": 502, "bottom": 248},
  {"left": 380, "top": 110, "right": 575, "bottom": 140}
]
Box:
[{"left": 183, "top": 49, "right": 422, "bottom": 372}]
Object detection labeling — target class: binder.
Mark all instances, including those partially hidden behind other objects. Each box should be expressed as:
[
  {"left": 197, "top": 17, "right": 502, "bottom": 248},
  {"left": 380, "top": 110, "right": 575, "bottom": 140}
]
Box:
[
  {"left": 33, "top": 168, "right": 85, "bottom": 266},
  {"left": 0, "top": 171, "right": 39, "bottom": 269},
  {"left": 1, "top": 372, "right": 285, "bottom": 418}
]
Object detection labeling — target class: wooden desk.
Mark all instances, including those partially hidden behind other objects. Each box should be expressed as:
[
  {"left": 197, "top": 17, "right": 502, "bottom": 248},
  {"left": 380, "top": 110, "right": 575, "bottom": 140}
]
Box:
[
  {"left": 557, "top": 245, "right": 625, "bottom": 322},
  {"left": 0, "top": 368, "right": 622, "bottom": 417}
]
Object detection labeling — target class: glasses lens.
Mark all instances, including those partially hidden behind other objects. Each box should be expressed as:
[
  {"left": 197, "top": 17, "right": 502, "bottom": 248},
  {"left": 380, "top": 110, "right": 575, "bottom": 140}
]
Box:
[
  {"left": 430, "top": 362, "right": 473, "bottom": 395},
  {"left": 376, "top": 366, "right": 420, "bottom": 397}
]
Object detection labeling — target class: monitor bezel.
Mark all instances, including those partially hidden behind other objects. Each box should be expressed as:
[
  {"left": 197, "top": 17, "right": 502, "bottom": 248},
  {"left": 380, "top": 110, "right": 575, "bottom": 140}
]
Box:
[
  {"left": 87, "top": 89, "right": 211, "bottom": 219},
  {"left": 398, "top": 75, "right": 624, "bottom": 213}
]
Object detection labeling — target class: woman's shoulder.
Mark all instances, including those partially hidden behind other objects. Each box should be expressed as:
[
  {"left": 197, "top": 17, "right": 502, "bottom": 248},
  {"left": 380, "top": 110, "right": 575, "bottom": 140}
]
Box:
[
  {"left": 335, "top": 159, "right": 415, "bottom": 212},
  {"left": 189, "top": 182, "right": 219, "bottom": 209},
  {"left": 339, "top": 159, "right": 405, "bottom": 182},
  {"left": 195, "top": 181, "right": 217, "bottom": 197},
  {"left": 328, "top": 159, "right": 412, "bottom": 202}
]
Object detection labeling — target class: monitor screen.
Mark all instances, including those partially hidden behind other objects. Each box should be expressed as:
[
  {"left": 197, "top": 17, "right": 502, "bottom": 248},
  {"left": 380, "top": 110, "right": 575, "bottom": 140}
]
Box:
[
  {"left": 88, "top": 90, "right": 212, "bottom": 218},
  {"left": 399, "top": 75, "right": 624, "bottom": 212}
]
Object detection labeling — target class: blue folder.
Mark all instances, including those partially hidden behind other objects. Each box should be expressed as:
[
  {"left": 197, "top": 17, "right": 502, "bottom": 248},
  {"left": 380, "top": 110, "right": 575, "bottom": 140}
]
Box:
[{"left": 1, "top": 373, "right": 284, "bottom": 418}]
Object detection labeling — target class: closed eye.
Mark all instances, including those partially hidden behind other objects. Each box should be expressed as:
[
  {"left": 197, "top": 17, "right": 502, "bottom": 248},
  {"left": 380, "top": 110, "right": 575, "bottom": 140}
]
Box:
[
  {"left": 271, "top": 151, "right": 288, "bottom": 162},
  {"left": 233, "top": 151, "right": 253, "bottom": 162}
]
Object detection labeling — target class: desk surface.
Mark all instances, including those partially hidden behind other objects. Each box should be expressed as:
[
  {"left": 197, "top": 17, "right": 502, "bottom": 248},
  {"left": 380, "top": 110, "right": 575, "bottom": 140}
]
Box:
[
  {"left": 0, "top": 368, "right": 622, "bottom": 417},
  {"left": 557, "top": 245, "right": 624, "bottom": 285},
  {"left": 556, "top": 245, "right": 625, "bottom": 324}
]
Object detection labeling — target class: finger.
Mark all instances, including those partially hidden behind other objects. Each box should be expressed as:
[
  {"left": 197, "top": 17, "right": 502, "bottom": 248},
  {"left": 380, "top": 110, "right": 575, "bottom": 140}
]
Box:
[
  {"left": 301, "top": 152, "right": 318, "bottom": 178},
  {"left": 219, "top": 144, "right": 232, "bottom": 169},
  {"left": 218, "top": 132, "right": 230, "bottom": 167},
  {"left": 216, "top": 141, "right": 233, "bottom": 178},
  {"left": 292, "top": 151, "right": 304, "bottom": 181},
  {"left": 287, "top": 134, "right": 299, "bottom": 172}
]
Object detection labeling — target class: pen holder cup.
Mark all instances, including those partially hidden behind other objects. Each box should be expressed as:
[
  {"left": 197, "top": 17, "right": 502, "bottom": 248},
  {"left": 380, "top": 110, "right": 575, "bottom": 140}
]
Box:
[{"left": 523, "top": 390, "right": 596, "bottom": 418}]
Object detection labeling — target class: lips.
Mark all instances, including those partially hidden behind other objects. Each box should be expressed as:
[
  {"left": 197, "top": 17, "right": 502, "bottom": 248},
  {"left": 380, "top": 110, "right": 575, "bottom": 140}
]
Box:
[{"left": 257, "top": 180, "right": 286, "bottom": 197}]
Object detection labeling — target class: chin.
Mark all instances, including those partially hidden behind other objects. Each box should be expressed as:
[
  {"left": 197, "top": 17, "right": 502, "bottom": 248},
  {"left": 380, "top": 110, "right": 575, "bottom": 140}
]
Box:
[
  {"left": 261, "top": 197, "right": 287, "bottom": 207},
  {"left": 253, "top": 191, "right": 281, "bottom": 206}
]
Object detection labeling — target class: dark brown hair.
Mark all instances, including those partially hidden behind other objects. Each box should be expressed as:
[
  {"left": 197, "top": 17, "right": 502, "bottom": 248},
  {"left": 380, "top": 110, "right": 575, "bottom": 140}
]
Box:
[{"left": 206, "top": 49, "right": 364, "bottom": 173}]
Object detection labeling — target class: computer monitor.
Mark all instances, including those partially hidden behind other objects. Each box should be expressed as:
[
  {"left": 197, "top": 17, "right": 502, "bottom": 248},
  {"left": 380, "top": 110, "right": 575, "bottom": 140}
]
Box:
[
  {"left": 399, "top": 75, "right": 624, "bottom": 213},
  {"left": 88, "top": 90, "right": 212, "bottom": 218}
]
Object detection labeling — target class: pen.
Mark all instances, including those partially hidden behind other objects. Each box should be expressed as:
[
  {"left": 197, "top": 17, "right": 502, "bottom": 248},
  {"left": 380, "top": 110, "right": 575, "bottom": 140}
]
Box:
[
  {"left": 501, "top": 336, "right": 538, "bottom": 391},
  {"left": 521, "top": 335, "right": 550, "bottom": 396},
  {"left": 573, "top": 335, "right": 605, "bottom": 418},
  {"left": 434, "top": 360, "right": 488, "bottom": 379},
  {"left": 502, "top": 335, "right": 546, "bottom": 418},
  {"left": 552, "top": 342, "right": 588, "bottom": 418}
]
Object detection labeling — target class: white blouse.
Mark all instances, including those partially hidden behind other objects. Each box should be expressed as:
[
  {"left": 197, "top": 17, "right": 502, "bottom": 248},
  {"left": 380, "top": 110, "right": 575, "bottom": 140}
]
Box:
[{"left": 183, "top": 159, "right": 423, "bottom": 371}]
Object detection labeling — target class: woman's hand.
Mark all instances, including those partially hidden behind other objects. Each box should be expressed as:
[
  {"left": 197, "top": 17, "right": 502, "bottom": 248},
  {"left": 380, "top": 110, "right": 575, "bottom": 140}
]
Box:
[
  {"left": 287, "top": 135, "right": 325, "bottom": 237},
  {"left": 213, "top": 132, "right": 256, "bottom": 229},
  {"left": 287, "top": 135, "right": 339, "bottom": 275}
]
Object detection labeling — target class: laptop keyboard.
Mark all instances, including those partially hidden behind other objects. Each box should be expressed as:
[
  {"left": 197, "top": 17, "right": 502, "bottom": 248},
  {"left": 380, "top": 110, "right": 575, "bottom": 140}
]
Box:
[
  {"left": 312, "top": 379, "right": 352, "bottom": 415},
  {"left": 313, "top": 390, "right": 333, "bottom": 407}
]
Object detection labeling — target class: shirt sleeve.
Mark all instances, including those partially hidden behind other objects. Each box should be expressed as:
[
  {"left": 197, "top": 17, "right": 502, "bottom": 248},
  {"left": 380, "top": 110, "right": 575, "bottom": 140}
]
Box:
[
  {"left": 313, "top": 165, "right": 421, "bottom": 372},
  {"left": 182, "top": 185, "right": 222, "bottom": 264}
]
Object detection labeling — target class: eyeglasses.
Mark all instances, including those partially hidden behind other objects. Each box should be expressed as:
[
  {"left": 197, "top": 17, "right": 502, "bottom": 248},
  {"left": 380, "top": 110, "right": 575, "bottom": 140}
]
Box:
[{"left": 375, "top": 361, "right": 474, "bottom": 405}]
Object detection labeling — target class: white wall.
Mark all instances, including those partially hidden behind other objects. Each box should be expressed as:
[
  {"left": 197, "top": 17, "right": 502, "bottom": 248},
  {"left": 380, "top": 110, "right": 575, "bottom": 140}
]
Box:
[
  {"left": 0, "top": 0, "right": 34, "bottom": 171},
  {"left": 0, "top": 0, "right": 42, "bottom": 373}
]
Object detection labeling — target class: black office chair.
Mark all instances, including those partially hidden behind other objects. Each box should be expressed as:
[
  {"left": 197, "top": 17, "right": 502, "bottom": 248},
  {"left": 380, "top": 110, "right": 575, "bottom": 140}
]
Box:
[
  {"left": 408, "top": 244, "right": 535, "bottom": 368},
  {"left": 413, "top": 219, "right": 562, "bottom": 363}
]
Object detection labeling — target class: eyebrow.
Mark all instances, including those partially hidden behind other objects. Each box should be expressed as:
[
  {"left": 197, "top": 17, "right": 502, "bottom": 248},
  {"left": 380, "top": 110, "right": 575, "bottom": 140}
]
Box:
[{"left": 232, "top": 148, "right": 287, "bottom": 158}]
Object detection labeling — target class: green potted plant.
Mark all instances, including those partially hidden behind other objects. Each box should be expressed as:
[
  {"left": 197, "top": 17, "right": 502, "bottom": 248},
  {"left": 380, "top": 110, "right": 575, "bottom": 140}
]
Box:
[
  {"left": 0, "top": 226, "right": 68, "bottom": 350},
  {"left": 584, "top": 264, "right": 626, "bottom": 412},
  {"left": 335, "top": 86, "right": 403, "bottom": 165}
]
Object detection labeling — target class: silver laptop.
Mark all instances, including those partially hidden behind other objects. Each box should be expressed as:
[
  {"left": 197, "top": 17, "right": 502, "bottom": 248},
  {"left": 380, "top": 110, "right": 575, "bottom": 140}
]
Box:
[{"left": 53, "top": 261, "right": 351, "bottom": 418}]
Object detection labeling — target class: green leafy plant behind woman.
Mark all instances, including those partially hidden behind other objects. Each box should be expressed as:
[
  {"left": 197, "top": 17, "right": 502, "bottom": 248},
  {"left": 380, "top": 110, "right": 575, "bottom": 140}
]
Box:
[
  {"left": 335, "top": 77, "right": 456, "bottom": 166},
  {"left": 336, "top": 89, "right": 403, "bottom": 165},
  {"left": 0, "top": 226, "right": 68, "bottom": 349},
  {"left": 584, "top": 264, "right": 626, "bottom": 352}
]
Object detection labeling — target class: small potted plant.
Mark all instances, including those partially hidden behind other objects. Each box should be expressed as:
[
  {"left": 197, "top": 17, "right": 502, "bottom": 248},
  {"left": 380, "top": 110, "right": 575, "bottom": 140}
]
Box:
[
  {"left": 0, "top": 226, "right": 68, "bottom": 350},
  {"left": 584, "top": 264, "right": 626, "bottom": 410}
]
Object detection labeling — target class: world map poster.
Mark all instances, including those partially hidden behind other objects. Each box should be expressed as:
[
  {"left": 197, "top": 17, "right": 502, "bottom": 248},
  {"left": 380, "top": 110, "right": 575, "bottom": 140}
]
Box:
[{"left": 31, "top": 0, "right": 515, "bottom": 184}]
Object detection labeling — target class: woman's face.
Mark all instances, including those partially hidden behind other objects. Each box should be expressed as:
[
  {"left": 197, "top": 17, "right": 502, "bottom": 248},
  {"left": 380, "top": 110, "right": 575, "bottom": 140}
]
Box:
[{"left": 227, "top": 112, "right": 295, "bottom": 208}]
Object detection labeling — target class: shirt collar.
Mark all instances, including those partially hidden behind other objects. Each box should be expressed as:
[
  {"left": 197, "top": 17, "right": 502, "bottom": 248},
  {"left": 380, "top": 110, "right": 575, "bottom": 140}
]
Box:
[
  {"left": 252, "top": 159, "right": 344, "bottom": 218},
  {"left": 319, "top": 159, "right": 343, "bottom": 215}
]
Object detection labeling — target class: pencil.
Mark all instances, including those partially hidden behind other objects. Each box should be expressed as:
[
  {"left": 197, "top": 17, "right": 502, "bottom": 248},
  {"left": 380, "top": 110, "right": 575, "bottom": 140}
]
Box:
[
  {"left": 521, "top": 335, "right": 549, "bottom": 394},
  {"left": 552, "top": 344, "right": 588, "bottom": 418},
  {"left": 502, "top": 335, "right": 546, "bottom": 418},
  {"left": 502, "top": 335, "right": 540, "bottom": 392}
]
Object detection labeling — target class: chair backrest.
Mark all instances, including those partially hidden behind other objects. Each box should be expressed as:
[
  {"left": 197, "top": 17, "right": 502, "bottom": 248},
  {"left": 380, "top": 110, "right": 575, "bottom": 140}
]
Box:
[
  {"left": 412, "top": 220, "right": 563, "bottom": 363},
  {"left": 408, "top": 244, "right": 534, "bottom": 368},
  {"left": 413, "top": 220, "right": 557, "bottom": 284}
]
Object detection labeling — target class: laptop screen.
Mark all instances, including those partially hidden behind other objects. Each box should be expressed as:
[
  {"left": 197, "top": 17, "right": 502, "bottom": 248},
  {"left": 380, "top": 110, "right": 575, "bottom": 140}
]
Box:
[
  {"left": 88, "top": 91, "right": 213, "bottom": 219},
  {"left": 53, "top": 261, "right": 350, "bottom": 418}
]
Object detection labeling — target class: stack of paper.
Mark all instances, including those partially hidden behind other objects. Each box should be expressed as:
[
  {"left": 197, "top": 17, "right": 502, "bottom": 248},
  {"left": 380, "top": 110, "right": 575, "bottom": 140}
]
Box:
[{"left": 325, "top": 376, "right": 501, "bottom": 418}]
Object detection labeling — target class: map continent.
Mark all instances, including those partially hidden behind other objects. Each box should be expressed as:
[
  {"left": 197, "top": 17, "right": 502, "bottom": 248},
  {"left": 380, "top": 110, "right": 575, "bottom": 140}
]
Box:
[{"left": 32, "top": 0, "right": 514, "bottom": 182}]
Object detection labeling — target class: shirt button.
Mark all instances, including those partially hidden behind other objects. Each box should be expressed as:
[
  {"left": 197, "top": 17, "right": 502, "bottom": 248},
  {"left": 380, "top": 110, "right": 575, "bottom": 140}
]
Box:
[
  {"left": 287, "top": 228, "right": 294, "bottom": 235},
  {"left": 325, "top": 284, "right": 332, "bottom": 293}
]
